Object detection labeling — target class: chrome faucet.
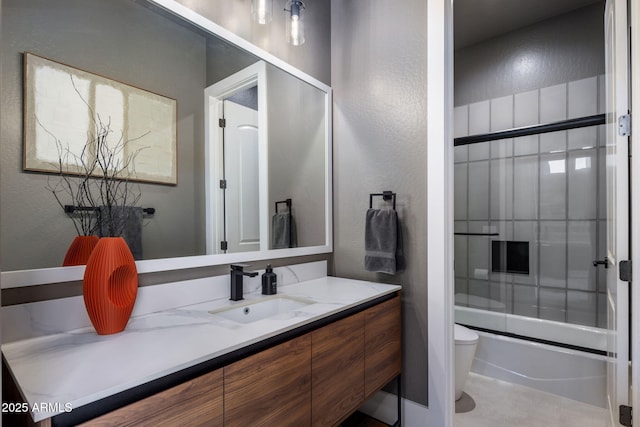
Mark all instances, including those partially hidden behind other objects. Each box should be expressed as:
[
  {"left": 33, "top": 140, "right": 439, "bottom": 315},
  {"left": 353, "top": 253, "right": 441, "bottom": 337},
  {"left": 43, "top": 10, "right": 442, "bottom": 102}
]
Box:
[{"left": 230, "top": 264, "right": 258, "bottom": 301}]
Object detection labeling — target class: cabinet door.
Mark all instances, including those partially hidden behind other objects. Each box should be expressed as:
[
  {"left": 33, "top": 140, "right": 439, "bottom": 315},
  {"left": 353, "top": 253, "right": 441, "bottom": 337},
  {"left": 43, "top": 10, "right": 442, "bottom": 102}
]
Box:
[
  {"left": 79, "top": 368, "right": 223, "bottom": 427},
  {"left": 311, "top": 312, "right": 365, "bottom": 427},
  {"left": 365, "top": 295, "right": 402, "bottom": 398},
  {"left": 224, "top": 334, "right": 311, "bottom": 426}
]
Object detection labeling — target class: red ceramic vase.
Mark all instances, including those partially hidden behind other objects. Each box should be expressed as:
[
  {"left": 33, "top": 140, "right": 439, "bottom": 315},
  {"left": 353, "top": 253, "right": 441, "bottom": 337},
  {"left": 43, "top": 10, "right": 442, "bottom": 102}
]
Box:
[
  {"left": 63, "top": 235, "right": 99, "bottom": 266},
  {"left": 83, "top": 237, "right": 138, "bottom": 335}
]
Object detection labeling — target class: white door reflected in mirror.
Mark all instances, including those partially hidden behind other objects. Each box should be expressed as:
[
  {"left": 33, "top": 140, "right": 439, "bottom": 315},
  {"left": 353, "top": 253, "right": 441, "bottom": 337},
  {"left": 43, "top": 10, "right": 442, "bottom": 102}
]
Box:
[
  {"left": 223, "top": 99, "right": 260, "bottom": 253},
  {"left": 205, "top": 61, "right": 269, "bottom": 256}
]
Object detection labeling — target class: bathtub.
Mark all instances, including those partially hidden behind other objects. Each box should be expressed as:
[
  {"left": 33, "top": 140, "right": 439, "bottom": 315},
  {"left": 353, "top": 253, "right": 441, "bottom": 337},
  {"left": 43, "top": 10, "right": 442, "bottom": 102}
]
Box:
[{"left": 455, "top": 306, "right": 608, "bottom": 408}]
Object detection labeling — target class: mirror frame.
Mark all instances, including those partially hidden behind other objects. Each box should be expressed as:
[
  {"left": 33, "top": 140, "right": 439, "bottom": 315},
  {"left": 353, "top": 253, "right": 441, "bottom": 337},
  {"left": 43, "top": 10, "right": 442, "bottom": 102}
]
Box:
[{"left": 1, "top": 0, "right": 333, "bottom": 288}]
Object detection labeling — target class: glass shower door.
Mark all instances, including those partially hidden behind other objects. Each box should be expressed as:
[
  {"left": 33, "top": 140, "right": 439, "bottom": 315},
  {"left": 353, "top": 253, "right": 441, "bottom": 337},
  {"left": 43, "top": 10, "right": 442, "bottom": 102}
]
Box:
[
  {"left": 454, "top": 135, "right": 510, "bottom": 334},
  {"left": 454, "top": 98, "right": 608, "bottom": 344}
]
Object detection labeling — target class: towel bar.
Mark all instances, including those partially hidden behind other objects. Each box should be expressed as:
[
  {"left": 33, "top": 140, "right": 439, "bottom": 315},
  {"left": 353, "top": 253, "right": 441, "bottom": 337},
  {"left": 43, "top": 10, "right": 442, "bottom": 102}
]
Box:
[{"left": 64, "top": 205, "right": 156, "bottom": 215}]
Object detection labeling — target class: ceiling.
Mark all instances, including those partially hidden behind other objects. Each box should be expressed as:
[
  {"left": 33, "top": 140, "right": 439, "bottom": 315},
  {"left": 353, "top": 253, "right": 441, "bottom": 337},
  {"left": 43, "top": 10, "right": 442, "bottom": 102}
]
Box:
[{"left": 454, "top": 0, "right": 603, "bottom": 49}]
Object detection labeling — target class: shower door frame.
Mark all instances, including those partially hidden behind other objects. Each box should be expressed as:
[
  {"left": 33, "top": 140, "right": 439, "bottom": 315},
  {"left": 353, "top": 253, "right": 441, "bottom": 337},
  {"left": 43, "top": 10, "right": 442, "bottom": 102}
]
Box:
[{"left": 604, "top": 0, "right": 632, "bottom": 424}]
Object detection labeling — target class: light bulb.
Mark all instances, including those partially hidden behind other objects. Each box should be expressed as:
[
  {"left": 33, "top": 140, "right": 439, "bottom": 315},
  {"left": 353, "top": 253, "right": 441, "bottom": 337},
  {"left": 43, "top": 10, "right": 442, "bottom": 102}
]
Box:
[{"left": 290, "top": 15, "right": 301, "bottom": 45}]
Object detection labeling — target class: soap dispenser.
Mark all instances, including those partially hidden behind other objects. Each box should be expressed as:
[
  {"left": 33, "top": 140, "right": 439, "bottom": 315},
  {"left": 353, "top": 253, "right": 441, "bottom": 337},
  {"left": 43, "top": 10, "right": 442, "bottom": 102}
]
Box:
[{"left": 261, "top": 264, "right": 277, "bottom": 295}]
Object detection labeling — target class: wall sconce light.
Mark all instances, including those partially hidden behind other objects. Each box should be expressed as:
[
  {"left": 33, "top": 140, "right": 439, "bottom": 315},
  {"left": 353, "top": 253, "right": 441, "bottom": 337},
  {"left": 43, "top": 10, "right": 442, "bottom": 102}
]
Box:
[
  {"left": 252, "top": 0, "right": 273, "bottom": 24},
  {"left": 285, "top": 0, "right": 306, "bottom": 46}
]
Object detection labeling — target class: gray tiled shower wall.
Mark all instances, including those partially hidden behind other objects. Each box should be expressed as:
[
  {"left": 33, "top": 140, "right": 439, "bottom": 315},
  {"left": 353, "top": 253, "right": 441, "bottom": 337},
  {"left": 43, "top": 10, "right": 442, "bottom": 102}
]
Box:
[{"left": 454, "top": 75, "right": 607, "bottom": 328}]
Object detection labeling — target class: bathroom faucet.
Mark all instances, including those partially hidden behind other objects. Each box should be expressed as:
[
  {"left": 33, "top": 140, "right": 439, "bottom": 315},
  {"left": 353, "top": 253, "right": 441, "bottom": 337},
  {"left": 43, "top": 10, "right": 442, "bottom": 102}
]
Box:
[{"left": 229, "top": 264, "right": 258, "bottom": 301}]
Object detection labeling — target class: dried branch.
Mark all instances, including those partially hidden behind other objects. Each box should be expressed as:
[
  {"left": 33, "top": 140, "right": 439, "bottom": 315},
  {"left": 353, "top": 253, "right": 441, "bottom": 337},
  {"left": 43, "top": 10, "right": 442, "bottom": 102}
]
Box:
[
  {"left": 43, "top": 75, "right": 150, "bottom": 238},
  {"left": 42, "top": 118, "right": 99, "bottom": 235}
]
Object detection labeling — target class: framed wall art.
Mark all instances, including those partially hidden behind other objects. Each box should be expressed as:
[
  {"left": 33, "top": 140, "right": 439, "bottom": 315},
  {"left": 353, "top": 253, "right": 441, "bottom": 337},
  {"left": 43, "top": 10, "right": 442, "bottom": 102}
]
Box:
[{"left": 23, "top": 52, "right": 177, "bottom": 185}]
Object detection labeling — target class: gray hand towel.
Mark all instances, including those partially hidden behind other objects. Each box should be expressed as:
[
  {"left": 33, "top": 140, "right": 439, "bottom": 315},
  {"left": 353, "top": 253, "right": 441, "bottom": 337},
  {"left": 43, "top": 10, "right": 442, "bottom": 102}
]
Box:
[
  {"left": 365, "top": 208, "right": 398, "bottom": 274},
  {"left": 395, "top": 218, "right": 406, "bottom": 272},
  {"left": 271, "top": 212, "right": 297, "bottom": 249},
  {"left": 98, "top": 206, "right": 143, "bottom": 260}
]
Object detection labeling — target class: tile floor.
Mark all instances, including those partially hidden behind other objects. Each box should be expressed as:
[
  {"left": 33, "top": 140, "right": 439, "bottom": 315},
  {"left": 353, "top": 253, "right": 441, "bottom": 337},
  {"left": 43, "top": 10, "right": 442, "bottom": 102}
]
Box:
[{"left": 455, "top": 373, "right": 609, "bottom": 427}]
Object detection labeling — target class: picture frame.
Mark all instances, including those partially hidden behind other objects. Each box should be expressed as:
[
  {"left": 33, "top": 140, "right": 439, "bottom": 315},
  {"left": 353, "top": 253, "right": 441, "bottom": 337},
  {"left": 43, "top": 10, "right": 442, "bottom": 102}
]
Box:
[{"left": 23, "top": 52, "right": 178, "bottom": 185}]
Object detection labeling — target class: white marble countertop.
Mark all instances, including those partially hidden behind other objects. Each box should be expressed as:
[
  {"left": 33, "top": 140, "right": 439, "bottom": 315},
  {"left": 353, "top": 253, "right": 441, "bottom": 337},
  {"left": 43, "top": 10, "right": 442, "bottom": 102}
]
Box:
[{"left": 2, "top": 276, "right": 401, "bottom": 422}]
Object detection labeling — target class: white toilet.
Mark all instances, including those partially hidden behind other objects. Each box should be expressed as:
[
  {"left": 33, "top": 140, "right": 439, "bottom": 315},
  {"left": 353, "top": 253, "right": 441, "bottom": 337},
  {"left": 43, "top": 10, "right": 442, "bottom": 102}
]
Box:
[{"left": 454, "top": 324, "right": 479, "bottom": 400}]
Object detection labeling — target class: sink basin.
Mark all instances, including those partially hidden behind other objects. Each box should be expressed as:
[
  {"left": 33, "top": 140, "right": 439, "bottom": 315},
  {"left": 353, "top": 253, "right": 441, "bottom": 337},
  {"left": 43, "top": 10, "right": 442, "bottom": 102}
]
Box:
[{"left": 209, "top": 296, "right": 313, "bottom": 324}]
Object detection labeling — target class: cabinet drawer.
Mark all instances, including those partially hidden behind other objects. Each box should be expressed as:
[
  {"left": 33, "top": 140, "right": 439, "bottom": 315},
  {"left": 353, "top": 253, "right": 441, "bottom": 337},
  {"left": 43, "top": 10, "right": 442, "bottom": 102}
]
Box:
[
  {"left": 365, "top": 295, "right": 402, "bottom": 398},
  {"left": 311, "top": 312, "right": 365, "bottom": 427},
  {"left": 80, "top": 369, "right": 223, "bottom": 427},
  {"left": 224, "top": 334, "right": 312, "bottom": 426}
]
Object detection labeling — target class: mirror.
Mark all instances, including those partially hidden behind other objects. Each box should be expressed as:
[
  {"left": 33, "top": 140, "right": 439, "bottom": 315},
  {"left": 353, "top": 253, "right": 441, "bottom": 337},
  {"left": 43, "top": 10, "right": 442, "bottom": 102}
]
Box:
[
  {"left": 204, "top": 61, "right": 327, "bottom": 254},
  {"left": 0, "top": 0, "right": 332, "bottom": 285}
]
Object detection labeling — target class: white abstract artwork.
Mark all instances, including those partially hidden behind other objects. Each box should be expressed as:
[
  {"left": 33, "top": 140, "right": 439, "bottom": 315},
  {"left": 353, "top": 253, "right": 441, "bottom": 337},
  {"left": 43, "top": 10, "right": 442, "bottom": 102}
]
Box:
[{"left": 24, "top": 53, "right": 177, "bottom": 185}]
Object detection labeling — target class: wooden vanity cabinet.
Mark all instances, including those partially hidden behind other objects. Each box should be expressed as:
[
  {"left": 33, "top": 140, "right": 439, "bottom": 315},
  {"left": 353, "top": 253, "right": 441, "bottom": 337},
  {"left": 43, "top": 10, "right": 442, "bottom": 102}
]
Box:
[
  {"left": 79, "top": 368, "right": 223, "bottom": 427},
  {"left": 364, "top": 295, "right": 402, "bottom": 398},
  {"left": 223, "top": 334, "right": 312, "bottom": 427},
  {"left": 19, "top": 292, "right": 400, "bottom": 426},
  {"left": 311, "top": 312, "right": 365, "bottom": 427},
  {"left": 223, "top": 293, "right": 401, "bottom": 427}
]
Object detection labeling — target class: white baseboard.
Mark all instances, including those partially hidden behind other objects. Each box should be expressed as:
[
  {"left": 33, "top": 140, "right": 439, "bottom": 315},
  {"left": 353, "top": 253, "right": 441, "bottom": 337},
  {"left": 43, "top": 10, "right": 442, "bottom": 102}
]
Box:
[{"left": 359, "top": 390, "right": 430, "bottom": 427}]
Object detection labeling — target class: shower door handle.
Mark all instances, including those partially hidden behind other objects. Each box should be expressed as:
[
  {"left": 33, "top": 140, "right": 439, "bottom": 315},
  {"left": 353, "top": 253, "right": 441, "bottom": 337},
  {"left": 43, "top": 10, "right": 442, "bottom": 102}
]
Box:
[{"left": 593, "top": 257, "right": 609, "bottom": 268}]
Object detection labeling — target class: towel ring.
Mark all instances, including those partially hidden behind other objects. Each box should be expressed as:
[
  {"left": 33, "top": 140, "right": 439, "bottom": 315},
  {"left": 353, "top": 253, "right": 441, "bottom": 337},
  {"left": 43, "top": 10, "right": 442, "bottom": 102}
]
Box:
[
  {"left": 275, "top": 198, "right": 292, "bottom": 214},
  {"left": 369, "top": 191, "right": 396, "bottom": 210}
]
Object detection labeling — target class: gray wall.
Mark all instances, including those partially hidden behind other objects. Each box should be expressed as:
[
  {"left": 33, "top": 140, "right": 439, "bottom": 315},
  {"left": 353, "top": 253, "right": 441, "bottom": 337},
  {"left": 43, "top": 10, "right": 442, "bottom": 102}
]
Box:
[
  {"left": 206, "top": 37, "right": 259, "bottom": 85},
  {"left": 267, "top": 63, "right": 326, "bottom": 248},
  {"left": 176, "top": 0, "right": 331, "bottom": 86},
  {"left": 1, "top": 0, "right": 208, "bottom": 270},
  {"left": 227, "top": 86, "right": 259, "bottom": 111},
  {"left": 454, "top": 3, "right": 605, "bottom": 106},
  {"left": 331, "top": 0, "right": 428, "bottom": 405}
]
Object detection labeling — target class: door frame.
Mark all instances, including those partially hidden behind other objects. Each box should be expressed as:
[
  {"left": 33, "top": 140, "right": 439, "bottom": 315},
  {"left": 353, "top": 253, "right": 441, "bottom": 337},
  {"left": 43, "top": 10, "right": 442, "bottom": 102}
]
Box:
[
  {"left": 430, "top": 0, "right": 640, "bottom": 426},
  {"left": 427, "top": 0, "right": 455, "bottom": 426},
  {"left": 204, "top": 61, "right": 268, "bottom": 254},
  {"left": 630, "top": 0, "right": 640, "bottom": 419}
]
